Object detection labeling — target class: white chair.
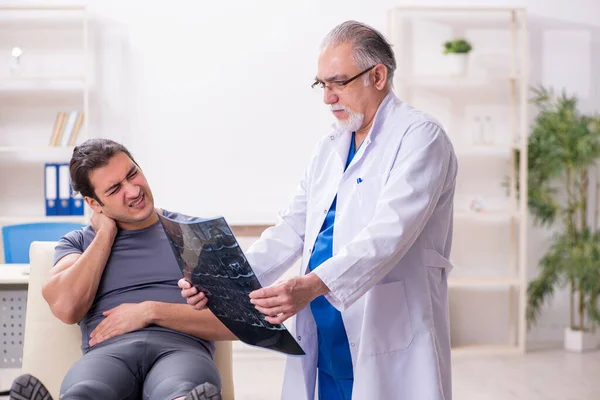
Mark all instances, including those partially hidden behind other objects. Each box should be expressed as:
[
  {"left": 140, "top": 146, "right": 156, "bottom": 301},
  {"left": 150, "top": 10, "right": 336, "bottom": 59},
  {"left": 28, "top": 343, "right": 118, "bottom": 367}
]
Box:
[{"left": 21, "top": 241, "right": 235, "bottom": 400}]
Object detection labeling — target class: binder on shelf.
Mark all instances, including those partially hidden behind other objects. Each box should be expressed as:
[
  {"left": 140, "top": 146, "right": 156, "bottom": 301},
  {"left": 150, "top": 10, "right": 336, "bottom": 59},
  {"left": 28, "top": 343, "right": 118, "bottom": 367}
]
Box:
[
  {"left": 57, "top": 163, "right": 71, "bottom": 215},
  {"left": 44, "top": 163, "right": 58, "bottom": 215},
  {"left": 70, "top": 189, "right": 84, "bottom": 216}
]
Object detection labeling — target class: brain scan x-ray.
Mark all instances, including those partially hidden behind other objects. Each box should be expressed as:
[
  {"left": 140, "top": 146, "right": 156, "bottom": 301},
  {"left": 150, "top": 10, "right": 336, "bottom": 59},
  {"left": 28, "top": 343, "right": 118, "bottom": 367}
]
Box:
[{"left": 158, "top": 213, "right": 305, "bottom": 356}]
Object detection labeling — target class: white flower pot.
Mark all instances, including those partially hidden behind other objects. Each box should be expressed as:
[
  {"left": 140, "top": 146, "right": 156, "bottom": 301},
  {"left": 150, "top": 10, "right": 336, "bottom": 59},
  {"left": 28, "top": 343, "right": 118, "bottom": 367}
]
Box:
[
  {"left": 564, "top": 327, "right": 599, "bottom": 352},
  {"left": 444, "top": 53, "right": 469, "bottom": 76}
]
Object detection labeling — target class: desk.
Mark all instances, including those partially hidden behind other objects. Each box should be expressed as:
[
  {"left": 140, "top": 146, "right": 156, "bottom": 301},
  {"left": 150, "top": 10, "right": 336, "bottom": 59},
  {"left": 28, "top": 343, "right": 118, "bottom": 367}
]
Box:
[
  {"left": 0, "top": 264, "right": 29, "bottom": 380},
  {"left": 0, "top": 264, "right": 29, "bottom": 285}
]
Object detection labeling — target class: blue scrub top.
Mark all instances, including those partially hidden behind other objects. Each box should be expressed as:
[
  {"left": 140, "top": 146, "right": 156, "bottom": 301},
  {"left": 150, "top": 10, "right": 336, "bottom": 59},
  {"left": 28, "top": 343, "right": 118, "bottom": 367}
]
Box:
[{"left": 308, "top": 132, "right": 360, "bottom": 400}]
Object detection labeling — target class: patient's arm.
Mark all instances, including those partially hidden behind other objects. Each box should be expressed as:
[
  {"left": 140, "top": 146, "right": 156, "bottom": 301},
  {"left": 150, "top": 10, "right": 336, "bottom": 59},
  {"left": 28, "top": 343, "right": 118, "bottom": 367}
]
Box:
[
  {"left": 88, "top": 301, "right": 237, "bottom": 346},
  {"left": 147, "top": 302, "right": 237, "bottom": 340},
  {"left": 42, "top": 219, "right": 116, "bottom": 325}
]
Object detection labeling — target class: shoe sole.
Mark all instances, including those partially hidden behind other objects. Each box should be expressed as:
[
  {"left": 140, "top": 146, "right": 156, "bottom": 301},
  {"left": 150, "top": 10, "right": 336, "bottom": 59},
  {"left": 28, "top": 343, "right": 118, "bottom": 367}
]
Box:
[
  {"left": 185, "top": 382, "right": 222, "bottom": 400},
  {"left": 9, "top": 374, "right": 52, "bottom": 400}
]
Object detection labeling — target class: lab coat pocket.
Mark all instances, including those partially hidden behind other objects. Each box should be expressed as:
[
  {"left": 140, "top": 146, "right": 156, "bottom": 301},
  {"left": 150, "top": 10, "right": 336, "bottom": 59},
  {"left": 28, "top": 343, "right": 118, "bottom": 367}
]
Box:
[
  {"left": 424, "top": 249, "right": 454, "bottom": 284},
  {"left": 355, "top": 179, "right": 373, "bottom": 204},
  {"left": 355, "top": 180, "right": 378, "bottom": 224},
  {"left": 362, "top": 280, "right": 414, "bottom": 355}
]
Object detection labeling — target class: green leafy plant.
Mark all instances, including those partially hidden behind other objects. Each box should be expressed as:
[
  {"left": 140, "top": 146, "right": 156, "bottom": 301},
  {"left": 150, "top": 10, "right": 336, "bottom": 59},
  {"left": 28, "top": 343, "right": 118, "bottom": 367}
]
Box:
[
  {"left": 442, "top": 38, "right": 472, "bottom": 54},
  {"left": 522, "top": 85, "right": 600, "bottom": 332}
]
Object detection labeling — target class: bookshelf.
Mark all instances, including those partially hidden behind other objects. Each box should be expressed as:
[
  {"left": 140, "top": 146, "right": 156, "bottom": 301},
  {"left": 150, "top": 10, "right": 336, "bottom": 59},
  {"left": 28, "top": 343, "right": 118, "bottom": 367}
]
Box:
[
  {"left": 448, "top": 276, "right": 521, "bottom": 289},
  {"left": 0, "top": 215, "right": 86, "bottom": 224},
  {"left": 389, "top": 7, "right": 529, "bottom": 355},
  {"left": 0, "top": 77, "right": 85, "bottom": 92},
  {"left": 0, "top": 146, "right": 75, "bottom": 154},
  {"left": 0, "top": 5, "right": 90, "bottom": 262}
]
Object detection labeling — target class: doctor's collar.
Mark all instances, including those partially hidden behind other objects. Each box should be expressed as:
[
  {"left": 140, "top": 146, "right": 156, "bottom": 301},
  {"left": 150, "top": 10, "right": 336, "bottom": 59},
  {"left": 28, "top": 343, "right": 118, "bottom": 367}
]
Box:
[{"left": 328, "top": 92, "right": 397, "bottom": 142}]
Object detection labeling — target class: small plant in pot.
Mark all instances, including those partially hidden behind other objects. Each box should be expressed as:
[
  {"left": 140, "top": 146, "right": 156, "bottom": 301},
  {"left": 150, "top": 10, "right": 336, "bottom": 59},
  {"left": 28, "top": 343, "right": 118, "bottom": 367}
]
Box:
[
  {"left": 521, "top": 85, "right": 600, "bottom": 352},
  {"left": 441, "top": 38, "right": 472, "bottom": 76}
]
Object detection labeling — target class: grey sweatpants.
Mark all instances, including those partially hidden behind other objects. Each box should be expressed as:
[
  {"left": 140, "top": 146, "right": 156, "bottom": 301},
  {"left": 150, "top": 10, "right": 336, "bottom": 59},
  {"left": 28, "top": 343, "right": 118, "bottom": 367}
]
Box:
[{"left": 59, "top": 330, "right": 220, "bottom": 400}]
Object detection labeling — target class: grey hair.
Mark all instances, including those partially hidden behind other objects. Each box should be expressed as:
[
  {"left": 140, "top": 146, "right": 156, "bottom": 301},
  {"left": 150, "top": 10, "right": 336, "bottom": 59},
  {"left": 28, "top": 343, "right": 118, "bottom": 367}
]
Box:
[{"left": 321, "top": 20, "right": 396, "bottom": 88}]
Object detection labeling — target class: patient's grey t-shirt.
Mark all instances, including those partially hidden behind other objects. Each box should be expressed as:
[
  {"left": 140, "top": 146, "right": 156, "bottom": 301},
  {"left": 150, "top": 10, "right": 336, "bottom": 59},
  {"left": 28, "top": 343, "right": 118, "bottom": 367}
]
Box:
[{"left": 53, "top": 210, "right": 214, "bottom": 355}]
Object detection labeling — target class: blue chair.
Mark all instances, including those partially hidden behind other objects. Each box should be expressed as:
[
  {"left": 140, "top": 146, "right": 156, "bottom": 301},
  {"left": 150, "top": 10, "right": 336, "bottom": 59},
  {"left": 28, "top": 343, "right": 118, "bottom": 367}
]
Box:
[{"left": 2, "top": 222, "right": 85, "bottom": 263}]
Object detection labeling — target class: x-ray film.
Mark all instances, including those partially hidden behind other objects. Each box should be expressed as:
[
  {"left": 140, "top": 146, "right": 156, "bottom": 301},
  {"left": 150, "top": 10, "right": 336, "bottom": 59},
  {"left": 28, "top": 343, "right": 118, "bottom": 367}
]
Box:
[{"left": 158, "top": 213, "right": 305, "bottom": 356}]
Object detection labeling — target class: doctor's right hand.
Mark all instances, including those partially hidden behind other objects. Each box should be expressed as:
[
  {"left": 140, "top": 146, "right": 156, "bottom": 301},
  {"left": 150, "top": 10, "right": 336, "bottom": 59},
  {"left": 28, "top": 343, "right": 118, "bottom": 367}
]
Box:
[{"left": 178, "top": 279, "right": 208, "bottom": 311}]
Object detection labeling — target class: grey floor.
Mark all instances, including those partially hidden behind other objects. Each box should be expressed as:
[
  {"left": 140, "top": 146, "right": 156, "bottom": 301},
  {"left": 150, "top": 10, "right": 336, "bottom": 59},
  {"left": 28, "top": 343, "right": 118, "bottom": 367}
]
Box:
[
  {"left": 231, "top": 347, "right": 600, "bottom": 400},
  {"left": 2, "top": 347, "right": 599, "bottom": 399}
]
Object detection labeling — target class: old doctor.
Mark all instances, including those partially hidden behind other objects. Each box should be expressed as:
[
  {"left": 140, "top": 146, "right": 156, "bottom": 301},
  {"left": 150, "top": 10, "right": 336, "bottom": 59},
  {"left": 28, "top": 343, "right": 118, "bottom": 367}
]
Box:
[{"left": 181, "top": 20, "right": 457, "bottom": 400}]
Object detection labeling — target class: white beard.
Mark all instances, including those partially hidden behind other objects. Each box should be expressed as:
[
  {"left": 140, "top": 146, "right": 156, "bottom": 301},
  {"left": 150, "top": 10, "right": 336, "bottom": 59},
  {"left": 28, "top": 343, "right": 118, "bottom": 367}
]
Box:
[{"left": 331, "top": 105, "right": 364, "bottom": 133}]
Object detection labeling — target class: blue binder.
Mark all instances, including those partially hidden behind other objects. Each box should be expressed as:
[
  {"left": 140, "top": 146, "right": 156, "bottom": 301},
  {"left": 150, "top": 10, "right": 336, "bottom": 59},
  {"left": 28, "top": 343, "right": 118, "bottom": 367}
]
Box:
[
  {"left": 44, "top": 163, "right": 58, "bottom": 216},
  {"left": 70, "top": 191, "right": 84, "bottom": 216},
  {"left": 57, "top": 163, "right": 71, "bottom": 215}
]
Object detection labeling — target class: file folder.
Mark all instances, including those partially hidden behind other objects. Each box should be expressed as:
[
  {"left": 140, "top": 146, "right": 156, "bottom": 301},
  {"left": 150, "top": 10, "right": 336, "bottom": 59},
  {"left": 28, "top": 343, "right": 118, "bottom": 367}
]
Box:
[
  {"left": 44, "top": 163, "right": 58, "bottom": 216},
  {"left": 70, "top": 190, "right": 84, "bottom": 216},
  {"left": 58, "top": 163, "right": 71, "bottom": 215}
]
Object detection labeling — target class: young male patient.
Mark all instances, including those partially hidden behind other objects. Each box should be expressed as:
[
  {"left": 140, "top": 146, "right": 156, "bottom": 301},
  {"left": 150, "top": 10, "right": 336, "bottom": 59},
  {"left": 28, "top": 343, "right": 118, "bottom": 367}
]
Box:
[{"left": 11, "top": 138, "right": 233, "bottom": 400}]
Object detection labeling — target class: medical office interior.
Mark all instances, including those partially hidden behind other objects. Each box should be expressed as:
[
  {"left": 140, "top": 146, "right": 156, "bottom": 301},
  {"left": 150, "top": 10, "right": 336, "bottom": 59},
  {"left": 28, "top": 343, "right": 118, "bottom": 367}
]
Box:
[{"left": 0, "top": 0, "right": 599, "bottom": 399}]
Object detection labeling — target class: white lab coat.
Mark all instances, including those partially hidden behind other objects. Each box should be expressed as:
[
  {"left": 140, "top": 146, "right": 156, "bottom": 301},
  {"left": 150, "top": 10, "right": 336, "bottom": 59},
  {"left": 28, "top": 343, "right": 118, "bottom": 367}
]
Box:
[{"left": 246, "top": 92, "right": 457, "bottom": 400}]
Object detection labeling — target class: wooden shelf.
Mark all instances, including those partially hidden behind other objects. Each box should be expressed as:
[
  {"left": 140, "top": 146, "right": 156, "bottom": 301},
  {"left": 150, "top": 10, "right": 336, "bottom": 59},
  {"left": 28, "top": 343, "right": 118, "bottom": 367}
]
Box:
[
  {"left": 398, "top": 75, "right": 520, "bottom": 89},
  {"left": 456, "top": 145, "right": 521, "bottom": 158},
  {"left": 0, "top": 146, "right": 76, "bottom": 162},
  {"left": 393, "top": 6, "right": 525, "bottom": 12},
  {"left": 451, "top": 343, "right": 523, "bottom": 356},
  {"left": 0, "top": 78, "right": 85, "bottom": 93},
  {"left": 0, "top": 215, "right": 86, "bottom": 224},
  {"left": 0, "top": 5, "right": 86, "bottom": 11},
  {"left": 0, "top": 76, "right": 85, "bottom": 81},
  {"left": 391, "top": 7, "right": 526, "bottom": 31},
  {"left": 0, "top": 146, "right": 75, "bottom": 153},
  {"left": 448, "top": 276, "right": 520, "bottom": 288},
  {"left": 454, "top": 210, "right": 520, "bottom": 222}
]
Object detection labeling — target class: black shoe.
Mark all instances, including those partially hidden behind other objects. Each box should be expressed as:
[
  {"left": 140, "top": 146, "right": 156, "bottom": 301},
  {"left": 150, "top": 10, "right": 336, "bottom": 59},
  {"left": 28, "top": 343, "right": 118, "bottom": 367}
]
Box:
[
  {"left": 184, "top": 382, "right": 222, "bottom": 400},
  {"left": 9, "top": 374, "right": 53, "bottom": 400}
]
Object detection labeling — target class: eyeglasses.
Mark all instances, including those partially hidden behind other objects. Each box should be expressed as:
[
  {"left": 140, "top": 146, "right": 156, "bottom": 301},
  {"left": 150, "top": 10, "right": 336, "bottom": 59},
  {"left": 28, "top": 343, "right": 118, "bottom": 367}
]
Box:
[{"left": 311, "top": 65, "right": 376, "bottom": 92}]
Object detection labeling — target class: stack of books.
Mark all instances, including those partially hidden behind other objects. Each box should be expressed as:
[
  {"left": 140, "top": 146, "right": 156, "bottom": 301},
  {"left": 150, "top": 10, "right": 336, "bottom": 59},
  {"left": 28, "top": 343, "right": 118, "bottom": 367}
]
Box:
[{"left": 49, "top": 111, "right": 84, "bottom": 147}]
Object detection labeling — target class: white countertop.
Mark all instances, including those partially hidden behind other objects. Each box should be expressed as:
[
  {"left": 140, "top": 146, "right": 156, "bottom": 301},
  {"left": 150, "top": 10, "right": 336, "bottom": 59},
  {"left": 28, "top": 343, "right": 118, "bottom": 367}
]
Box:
[{"left": 0, "top": 264, "right": 30, "bottom": 284}]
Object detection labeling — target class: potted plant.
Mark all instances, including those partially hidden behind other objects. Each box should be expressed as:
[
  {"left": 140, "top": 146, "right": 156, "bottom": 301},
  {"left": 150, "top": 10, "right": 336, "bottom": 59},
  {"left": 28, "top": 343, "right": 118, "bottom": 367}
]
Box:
[
  {"left": 523, "top": 85, "right": 600, "bottom": 352},
  {"left": 441, "top": 38, "right": 472, "bottom": 76}
]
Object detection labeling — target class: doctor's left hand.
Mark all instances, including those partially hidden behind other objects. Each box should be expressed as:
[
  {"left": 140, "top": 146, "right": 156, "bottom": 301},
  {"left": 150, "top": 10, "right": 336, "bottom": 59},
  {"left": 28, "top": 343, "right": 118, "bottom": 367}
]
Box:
[
  {"left": 89, "top": 303, "right": 151, "bottom": 346},
  {"left": 249, "top": 273, "right": 329, "bottom": 324}
]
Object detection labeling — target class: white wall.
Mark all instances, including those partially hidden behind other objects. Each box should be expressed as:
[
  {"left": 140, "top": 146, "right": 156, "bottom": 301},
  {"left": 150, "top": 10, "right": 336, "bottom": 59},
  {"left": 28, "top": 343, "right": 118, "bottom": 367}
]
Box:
[
  {"left": 5, "top": 0, "right": 599, "bottom": 345},
  {"left": 80, "top": 0, "right": 600, "bottom": 224}
]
